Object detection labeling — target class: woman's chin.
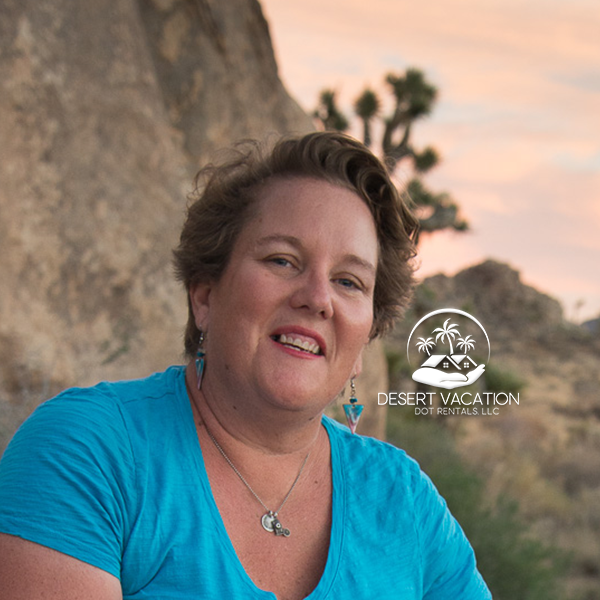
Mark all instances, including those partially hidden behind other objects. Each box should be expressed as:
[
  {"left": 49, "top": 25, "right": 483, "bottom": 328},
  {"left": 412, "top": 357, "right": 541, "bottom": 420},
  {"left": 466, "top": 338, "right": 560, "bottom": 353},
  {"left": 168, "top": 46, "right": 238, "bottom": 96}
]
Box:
[{"left": 259, "top": 381, "right": 333, "bottom": 416}]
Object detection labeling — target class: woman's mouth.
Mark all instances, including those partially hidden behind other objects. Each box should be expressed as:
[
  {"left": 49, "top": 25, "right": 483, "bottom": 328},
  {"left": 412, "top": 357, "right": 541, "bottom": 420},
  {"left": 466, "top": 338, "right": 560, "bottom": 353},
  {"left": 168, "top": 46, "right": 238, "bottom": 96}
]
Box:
[{"left": 271, "top": 333, "right": 323, "bottom": 356}]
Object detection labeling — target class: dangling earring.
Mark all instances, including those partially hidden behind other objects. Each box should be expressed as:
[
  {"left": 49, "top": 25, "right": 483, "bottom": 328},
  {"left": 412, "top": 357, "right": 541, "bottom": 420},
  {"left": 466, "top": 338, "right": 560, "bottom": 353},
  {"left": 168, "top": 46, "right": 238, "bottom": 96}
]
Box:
[
  {"left": 195, "top": 332, "right": 206, "bottom": 390},
  {"left": 343, "top": 377, "right": 364, "bottom": 434}
]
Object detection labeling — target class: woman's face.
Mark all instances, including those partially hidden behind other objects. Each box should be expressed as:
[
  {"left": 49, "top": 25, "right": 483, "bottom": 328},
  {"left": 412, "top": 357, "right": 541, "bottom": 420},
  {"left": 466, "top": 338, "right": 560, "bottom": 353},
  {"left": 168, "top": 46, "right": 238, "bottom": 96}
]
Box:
[{"left": 191, "top": 177, "right": 378, "bottom": 415}]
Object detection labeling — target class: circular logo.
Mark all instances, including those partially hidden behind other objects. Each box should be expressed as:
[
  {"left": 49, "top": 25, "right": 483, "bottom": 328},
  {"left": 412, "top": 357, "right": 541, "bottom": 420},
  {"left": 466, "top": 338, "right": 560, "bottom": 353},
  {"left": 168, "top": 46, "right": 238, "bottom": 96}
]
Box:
[{"left": 407, "top": 309, "right": 490, "bottom": 390}]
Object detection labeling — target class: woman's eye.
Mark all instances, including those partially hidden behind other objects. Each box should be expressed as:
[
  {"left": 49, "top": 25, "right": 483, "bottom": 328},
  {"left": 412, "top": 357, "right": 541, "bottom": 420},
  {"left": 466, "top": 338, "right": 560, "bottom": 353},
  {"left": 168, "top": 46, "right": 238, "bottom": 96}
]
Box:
[
  {"left": 337, "top": 278, "right": 361, "bottom": 290},
  {"left": 268, "top": 256, "right": 292, "bottom": 267}
]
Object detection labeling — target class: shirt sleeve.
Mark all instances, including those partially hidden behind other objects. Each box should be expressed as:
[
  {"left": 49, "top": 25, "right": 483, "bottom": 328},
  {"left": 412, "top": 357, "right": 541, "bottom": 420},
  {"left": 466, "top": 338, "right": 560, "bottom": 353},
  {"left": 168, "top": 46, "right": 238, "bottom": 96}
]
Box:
[
  {"left": 0, "top": 387, "right": 136, "bottom": 579},
  {"left": 414, "top": 467, "right": 492, "bottom": 599}
]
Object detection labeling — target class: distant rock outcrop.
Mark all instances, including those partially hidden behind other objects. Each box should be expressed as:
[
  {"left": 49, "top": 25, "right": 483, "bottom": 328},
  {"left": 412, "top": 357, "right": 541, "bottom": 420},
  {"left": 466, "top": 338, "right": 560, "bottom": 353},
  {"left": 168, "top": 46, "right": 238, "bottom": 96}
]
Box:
[{"left": 405, "top": 259, "right": 565, "bottom": 343}]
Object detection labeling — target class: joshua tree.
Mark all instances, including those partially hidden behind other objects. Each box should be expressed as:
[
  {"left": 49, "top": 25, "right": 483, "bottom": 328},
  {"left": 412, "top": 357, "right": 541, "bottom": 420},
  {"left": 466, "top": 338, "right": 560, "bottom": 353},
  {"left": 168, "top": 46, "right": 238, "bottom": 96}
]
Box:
[
  {"left": 314, "top": 68, "right": 468, "bottom": 243},
  {"left": 433, "top": 319, "right": 460, "bottom": 355},
  {"left": 313, "top": 89, "right": 349, "bottom": 133},
  {"left": 456, "top": 335, "right": 476, "bottom": 353},
  {"left": 354, "top": 88, "right": 381, "bottom": 148},
  {"left": 381, "top": 69, "right": 438, "bottom": 172},
  {"left": 416, "top": 337, "right": 436, "bottom": 356}
]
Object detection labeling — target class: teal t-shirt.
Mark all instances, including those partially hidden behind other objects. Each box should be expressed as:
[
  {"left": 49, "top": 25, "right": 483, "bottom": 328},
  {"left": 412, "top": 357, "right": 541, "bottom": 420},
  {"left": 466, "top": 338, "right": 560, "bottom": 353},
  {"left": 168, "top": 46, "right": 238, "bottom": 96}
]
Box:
[{"left": 0, "top": 366, "right": 490, "bottom": 598}]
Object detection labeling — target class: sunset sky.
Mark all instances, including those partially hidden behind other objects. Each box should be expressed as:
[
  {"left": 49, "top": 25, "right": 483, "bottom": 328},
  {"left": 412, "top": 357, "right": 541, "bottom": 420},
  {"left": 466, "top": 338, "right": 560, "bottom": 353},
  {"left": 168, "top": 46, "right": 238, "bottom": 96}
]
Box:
[{"left": 260, "top": 0, "right": 600, "bottom": 322}]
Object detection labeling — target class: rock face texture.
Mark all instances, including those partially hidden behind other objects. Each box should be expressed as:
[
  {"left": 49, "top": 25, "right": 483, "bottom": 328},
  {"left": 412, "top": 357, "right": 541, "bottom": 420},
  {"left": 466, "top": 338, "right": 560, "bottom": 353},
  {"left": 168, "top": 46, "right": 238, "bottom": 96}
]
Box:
[
  {"left": 139, "top": 0, "right": 311, "bottom": 164},
  {"left": 0, "top": 0, "right": 316, "bottom": 447}
]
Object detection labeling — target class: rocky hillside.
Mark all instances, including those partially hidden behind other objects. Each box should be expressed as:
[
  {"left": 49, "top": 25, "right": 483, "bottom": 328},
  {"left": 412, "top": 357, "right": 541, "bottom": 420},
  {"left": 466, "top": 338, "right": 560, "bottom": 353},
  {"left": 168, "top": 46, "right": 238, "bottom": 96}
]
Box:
[
  {"left": 0, "top": 0, "right": 312, "bottom": 445},
  {"left": 387, "top": 259, "right": 600, "bottom": 599}
]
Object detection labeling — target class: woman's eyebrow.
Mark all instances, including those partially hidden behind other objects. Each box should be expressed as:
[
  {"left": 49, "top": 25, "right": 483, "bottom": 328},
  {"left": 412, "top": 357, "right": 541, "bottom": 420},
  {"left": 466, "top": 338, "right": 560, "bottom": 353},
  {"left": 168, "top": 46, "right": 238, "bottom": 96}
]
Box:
[
  {"left": 255, "top": 234, "right": 303, "bottom": 249},
  {"left": 256, "top": 235, "right": 376, "bottom": 274}
]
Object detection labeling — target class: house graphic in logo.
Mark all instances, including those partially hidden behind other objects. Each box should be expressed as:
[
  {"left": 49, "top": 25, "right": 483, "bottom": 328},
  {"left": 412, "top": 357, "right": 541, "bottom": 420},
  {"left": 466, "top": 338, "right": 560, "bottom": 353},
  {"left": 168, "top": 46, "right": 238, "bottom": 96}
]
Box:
[
  {"left": 419, "top": 353, "right": 478, "bottom": 373},
  {"left": 407, "top": 310, "right": 490, "bottom": 390}
]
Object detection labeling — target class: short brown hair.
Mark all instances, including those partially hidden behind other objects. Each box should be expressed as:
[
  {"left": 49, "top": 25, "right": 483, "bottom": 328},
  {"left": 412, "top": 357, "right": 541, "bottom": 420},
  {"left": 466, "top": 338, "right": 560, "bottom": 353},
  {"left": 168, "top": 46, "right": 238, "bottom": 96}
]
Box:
[{"left": 173, "top": 131, "right": 418, "bottom": 356}]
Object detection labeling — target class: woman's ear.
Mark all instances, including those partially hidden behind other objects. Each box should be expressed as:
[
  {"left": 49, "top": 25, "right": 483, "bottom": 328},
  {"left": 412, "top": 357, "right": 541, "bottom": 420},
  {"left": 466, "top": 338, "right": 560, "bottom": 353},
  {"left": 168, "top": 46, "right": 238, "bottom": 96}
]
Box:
[
  {"left": 189, "top": 282, "right": 212, "bottom": 330},
  {"left": 352, "top": 351, "right": 364, "bottom": 380}
]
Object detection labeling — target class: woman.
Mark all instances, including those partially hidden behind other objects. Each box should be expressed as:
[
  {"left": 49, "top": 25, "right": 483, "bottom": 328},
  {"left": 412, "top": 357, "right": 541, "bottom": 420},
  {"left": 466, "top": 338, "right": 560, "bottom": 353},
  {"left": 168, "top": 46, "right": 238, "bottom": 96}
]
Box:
[{"left": 0, "top": 132, "right": 491, "bottom": 599}]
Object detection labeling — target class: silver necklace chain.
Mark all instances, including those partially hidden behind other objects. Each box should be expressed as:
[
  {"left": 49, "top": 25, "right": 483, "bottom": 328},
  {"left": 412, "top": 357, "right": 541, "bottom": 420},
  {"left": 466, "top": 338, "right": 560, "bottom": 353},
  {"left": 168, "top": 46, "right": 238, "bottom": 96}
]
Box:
[{"left": 205, "top": 426, "right": 311, "bottom": 538}]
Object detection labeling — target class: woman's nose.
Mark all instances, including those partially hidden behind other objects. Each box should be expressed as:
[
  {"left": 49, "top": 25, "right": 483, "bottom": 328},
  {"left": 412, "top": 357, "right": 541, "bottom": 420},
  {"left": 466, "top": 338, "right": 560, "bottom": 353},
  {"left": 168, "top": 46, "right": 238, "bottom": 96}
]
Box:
[{"left": 290, "top": 271, "right": 334, "bottom": 319}]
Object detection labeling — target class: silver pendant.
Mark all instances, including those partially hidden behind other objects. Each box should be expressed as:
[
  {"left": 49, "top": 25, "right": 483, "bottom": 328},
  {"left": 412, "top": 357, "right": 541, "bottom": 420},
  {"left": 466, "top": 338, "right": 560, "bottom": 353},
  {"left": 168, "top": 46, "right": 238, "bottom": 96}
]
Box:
[{"left": 261, "top": 512, "right": 290, "bottom": 537}]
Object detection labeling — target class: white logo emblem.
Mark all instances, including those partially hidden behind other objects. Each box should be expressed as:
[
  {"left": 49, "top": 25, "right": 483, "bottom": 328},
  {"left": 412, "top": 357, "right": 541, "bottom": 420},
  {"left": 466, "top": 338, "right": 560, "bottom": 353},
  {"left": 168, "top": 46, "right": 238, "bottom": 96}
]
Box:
[{"left": 407, "top": 309, "right": 491, "bottom": 390}]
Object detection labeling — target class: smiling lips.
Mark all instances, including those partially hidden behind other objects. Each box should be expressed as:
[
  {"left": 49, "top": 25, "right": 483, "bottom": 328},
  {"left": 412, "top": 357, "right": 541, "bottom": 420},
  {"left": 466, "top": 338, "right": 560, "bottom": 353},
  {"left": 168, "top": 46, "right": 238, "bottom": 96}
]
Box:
[{"left": 272, "top": 332, "right": 324, "bottom": 356}]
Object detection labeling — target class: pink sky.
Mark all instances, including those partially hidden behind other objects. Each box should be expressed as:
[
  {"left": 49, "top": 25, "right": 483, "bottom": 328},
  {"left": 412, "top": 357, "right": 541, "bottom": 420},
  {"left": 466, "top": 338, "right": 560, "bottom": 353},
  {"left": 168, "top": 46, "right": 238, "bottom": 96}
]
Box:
[{"left": 260, "top": 0, "right": 600, "bottom": 323}]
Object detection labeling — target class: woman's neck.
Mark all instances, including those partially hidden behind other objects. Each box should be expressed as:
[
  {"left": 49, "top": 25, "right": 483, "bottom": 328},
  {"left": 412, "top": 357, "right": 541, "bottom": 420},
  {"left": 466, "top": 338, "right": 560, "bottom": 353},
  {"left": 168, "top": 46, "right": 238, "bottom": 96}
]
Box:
[{"left": 185, "top": 362, "right": 325, "bottom": 458}]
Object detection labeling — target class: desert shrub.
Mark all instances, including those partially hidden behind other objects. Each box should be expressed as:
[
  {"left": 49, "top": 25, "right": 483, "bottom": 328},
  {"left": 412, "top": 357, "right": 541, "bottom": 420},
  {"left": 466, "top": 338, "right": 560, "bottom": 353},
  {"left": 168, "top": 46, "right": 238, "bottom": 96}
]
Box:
[
  {"left": 387, "top": 411, "right": 571, "bottom": 599},
  {"left": 484, "top": 362, "right": 526, "bottom": 394}
]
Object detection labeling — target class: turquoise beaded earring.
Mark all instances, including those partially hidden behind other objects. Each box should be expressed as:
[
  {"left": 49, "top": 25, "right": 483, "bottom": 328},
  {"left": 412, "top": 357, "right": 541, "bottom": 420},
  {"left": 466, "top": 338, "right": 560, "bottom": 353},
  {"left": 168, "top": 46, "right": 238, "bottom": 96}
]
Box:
[{"left": 343, "top": 377, "right": 364, "bottom": 434}]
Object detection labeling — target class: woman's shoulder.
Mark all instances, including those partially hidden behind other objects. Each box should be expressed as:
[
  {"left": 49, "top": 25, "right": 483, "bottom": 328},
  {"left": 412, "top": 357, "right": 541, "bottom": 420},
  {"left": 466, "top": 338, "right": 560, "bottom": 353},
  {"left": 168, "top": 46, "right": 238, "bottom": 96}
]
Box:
[
  {"left": 323, "top": 415, "right": 424, "bottom": 490},
  {"left": 0, "top": 369, "right": 188, "bottom": 582},
  {"left": 5, "top": 365, "right": 188, "bottom": 465},
  {"left": 32, "top": 365, "right": 185, "bottom": 422},
  {"left": 324, "top": 415, "right": 416, "bottom": 458},
  {"left": 78, "top": 364, "right": 186, "bottom": 406}
]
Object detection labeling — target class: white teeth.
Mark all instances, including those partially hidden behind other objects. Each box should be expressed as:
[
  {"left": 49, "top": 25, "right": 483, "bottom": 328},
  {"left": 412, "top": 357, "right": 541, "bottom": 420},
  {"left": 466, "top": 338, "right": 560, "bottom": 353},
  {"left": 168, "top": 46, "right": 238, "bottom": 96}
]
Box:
[{"left": 278, "top": 333, "right": 321, "bottom": 355}]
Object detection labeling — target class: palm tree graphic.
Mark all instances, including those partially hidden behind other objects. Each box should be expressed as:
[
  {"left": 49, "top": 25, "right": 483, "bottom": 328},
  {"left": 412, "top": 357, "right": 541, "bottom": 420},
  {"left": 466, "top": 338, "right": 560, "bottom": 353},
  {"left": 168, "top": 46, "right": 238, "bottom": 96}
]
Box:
[
  {"left": 433, "top": 319, "right": 460, "bottom": 355},
  {"left": 456, "top": 335, "right": 476, "bottom": 353},
  {"left": 416, "top": 337, "right": 435, "bottom": 356}
]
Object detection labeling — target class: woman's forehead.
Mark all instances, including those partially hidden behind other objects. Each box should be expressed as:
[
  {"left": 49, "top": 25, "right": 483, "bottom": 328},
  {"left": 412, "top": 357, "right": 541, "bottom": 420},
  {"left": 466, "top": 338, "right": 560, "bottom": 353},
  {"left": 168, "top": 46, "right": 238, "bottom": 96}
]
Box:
[{"left": 236, "top": 177, "right": 378, "bottom": 264}]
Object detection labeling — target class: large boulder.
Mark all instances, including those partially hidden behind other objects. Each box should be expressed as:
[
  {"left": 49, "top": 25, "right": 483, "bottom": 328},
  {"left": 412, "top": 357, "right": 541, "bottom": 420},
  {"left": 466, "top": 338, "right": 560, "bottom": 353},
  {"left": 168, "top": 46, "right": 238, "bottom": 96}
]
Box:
[{"left": 0, "top": 0, "right": 314, "bottom": 447}]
